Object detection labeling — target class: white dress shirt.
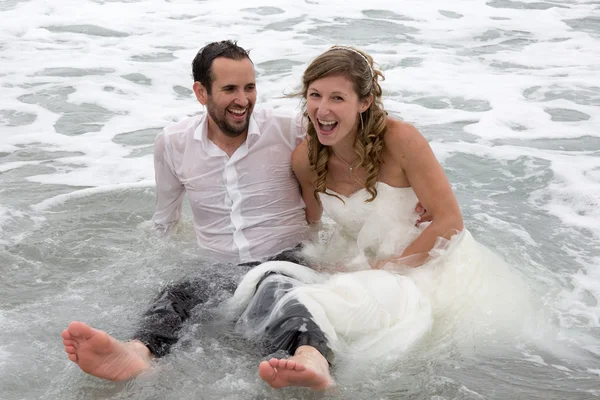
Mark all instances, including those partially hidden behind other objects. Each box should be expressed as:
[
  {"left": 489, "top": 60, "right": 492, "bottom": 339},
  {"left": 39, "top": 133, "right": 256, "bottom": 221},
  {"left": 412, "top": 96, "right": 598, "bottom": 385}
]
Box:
[{"left": 152, "top": 107, "right": 309, "bottom": 264}]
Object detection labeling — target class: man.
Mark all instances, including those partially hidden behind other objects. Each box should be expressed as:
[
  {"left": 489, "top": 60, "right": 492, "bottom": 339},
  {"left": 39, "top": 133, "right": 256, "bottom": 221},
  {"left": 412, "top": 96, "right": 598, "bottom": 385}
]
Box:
[
  {"left": 152, "top": 41, "right": 310, "bottom": 264},
  {"left": 62, "top": 40, "right": 334, "bottom": 391}
]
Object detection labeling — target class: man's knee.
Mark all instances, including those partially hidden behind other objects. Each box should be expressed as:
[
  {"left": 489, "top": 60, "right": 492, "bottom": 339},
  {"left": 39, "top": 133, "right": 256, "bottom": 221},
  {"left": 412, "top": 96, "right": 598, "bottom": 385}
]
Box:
[{"left": 146, "top": 279, "right": 209, "bottom": 318}]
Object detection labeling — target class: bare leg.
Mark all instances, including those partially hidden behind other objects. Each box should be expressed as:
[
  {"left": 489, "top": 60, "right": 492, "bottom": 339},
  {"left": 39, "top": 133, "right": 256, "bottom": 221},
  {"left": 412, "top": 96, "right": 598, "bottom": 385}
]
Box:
[
  {"left": 258, "top": 345, "right": 334, "bottom": 390},
  {"left": 62, "top": 321, "right": 152, "bottom": 381}
]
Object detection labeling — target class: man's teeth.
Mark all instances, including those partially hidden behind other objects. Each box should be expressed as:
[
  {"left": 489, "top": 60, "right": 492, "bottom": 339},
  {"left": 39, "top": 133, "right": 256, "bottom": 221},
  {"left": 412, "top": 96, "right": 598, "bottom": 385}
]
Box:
[
  {"left": 229, "top": 109, "right": 246, "bottom": 115},
  {"left": 318, "top": 120, "right": 337, "bottom": 125}
]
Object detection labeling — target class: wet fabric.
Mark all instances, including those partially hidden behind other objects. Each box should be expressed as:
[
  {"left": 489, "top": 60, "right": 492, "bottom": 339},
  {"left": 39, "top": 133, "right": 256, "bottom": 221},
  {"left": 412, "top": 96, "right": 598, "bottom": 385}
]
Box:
[
  {"left": 131, "top": 246, "right": 332, "bottom": 360},
  {"left": 224, "top": 260, "right": 432, "bottom": 359},
  {"left": 132, "top": 274, "right": 239, "bottom": 357},
  {"left": 239, "top": 271, "right": 332, "bottom": 362},
  {"left": 152, "top": 109, "right": 309, "bottom": 264}
]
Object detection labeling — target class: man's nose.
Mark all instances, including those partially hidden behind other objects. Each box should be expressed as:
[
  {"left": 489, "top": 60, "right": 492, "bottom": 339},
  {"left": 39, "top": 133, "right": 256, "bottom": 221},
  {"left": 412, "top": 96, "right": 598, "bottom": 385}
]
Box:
[{"left": 233, "top": 90, "right": 249, "bottom": 106}]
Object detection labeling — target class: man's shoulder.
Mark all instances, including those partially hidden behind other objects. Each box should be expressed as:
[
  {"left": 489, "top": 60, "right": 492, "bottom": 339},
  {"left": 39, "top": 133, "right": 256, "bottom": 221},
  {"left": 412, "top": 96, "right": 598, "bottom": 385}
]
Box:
[
  {"left": 252, "top": 107, "right": 297, "bottom": 125},
  {"left": 163, "top": 114, "right": 205, "bottom": 138},
  {"left": 252, "top": 107, "right": 303, "bottom": 142}
]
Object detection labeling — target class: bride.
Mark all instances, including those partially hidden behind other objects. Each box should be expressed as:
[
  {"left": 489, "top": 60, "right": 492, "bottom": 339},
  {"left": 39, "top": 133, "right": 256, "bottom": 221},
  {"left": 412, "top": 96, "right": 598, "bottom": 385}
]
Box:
[
  {"left": 232, "top": 45, "right": 531, "bottom": 386},
  {"left": 293, "top": 45, "right": 463, "bottom": 271}
]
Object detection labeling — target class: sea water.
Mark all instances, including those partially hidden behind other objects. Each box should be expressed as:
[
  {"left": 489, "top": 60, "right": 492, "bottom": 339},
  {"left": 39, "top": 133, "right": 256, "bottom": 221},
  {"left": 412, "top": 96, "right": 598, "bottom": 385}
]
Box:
[{"left": 1, "top": 0, "right": 599, "bottom": 399}]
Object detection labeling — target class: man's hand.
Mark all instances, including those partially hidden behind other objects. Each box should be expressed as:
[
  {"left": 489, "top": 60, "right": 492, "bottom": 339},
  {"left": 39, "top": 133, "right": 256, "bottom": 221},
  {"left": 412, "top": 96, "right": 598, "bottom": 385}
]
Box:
[
  {"left": 370, "top": 258, "right": 389, "bottom": 270},
  {"left": 415, "top": 202, "right": 432, "bottom": 226}
]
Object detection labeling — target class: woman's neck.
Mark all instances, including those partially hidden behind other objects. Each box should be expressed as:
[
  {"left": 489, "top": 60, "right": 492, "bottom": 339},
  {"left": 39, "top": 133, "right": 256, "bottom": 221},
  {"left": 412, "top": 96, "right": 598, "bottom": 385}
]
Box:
[{"left": 330, "top": 132, "right": 357, "bottom": 162}]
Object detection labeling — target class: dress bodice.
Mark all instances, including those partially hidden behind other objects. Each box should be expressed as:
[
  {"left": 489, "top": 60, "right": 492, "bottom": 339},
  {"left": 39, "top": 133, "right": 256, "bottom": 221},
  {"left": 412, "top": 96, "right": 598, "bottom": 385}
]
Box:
[
  {"left": 307, "top": 182, "right": 423, "bottom": 268},
  {"left": 321, "top": 182, "right": 420, "bottom": 236}
]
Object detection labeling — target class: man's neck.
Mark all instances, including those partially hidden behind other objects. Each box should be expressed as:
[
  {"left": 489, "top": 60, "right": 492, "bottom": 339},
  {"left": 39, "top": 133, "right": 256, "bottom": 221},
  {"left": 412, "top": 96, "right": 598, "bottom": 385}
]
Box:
[{"left": 206, "top": 118, "right": 248, "bottom": 157}]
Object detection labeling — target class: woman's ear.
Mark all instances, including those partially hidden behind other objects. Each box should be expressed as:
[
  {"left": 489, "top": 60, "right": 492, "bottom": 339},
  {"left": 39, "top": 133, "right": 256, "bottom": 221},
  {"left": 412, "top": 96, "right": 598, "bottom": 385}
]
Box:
[{"left": 360, "top": 94, "right": 374, "bottom": 112}]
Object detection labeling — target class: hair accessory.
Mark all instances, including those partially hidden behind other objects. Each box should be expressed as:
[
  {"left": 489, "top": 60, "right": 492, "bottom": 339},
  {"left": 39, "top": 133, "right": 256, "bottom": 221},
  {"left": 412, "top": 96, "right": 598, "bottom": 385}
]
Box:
[{"left": 329, "top": 45, "right": 374, "bottom": 78}]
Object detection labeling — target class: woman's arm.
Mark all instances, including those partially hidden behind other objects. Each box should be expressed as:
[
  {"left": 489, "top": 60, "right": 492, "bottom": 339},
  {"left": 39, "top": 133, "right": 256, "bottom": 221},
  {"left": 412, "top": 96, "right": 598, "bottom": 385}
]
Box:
[
  {"left": 378, "top": 119, "right": 463, "bottom": 268},
  {"left": 292, "top": 140, "right": 323, "bottom": 224}
]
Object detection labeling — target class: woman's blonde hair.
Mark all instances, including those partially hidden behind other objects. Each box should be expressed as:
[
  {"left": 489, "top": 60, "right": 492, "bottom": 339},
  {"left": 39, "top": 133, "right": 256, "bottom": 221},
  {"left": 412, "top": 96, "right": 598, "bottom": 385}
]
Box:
[{"left": 300, "top": 46, "right": 387, "bottom": 203}]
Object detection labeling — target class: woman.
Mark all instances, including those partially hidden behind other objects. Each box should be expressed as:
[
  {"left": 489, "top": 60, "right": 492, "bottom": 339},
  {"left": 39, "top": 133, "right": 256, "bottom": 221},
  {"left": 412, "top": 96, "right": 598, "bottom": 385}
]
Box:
[
  {"left": 293, "top": 45, "right": 463, "bottom": 269},
  {"left": 231, "top": 46, "right": 531, "bottom": 390}
]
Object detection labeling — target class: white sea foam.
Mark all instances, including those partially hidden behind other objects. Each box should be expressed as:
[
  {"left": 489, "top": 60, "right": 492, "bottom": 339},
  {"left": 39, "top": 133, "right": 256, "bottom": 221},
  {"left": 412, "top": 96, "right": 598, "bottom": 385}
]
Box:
[
  {"left": 0, "top": 161, "right": 42, "bottom": 173},
  {"left": 30, "top": 180, "right": 154, "bottom": 212},
  {"left": 0, "top": 206, "right": 24, "bottom": 237}
]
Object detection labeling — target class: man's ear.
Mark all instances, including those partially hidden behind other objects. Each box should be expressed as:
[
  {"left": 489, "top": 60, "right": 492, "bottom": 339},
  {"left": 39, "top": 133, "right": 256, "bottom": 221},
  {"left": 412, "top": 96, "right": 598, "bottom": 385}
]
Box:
[
  {"left": 360, "top": 94, "right": 373, "bottom": 113},
  {"left": 193, "top": 81, "right": 208, "bottom": 105}
]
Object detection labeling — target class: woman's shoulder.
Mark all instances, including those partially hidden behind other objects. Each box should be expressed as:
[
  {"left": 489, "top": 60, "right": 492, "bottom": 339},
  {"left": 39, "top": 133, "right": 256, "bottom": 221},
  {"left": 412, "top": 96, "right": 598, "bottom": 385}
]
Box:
[
  {"left": 384, "top": 117, "right": 426, "bottom": 149},
  {"left": 292, "top": 138, "right": 309, "bottom": 158}
]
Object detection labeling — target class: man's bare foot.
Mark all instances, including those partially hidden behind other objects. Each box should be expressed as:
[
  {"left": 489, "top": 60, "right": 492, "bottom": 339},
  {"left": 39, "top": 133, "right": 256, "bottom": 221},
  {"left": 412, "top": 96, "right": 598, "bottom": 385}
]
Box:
[
  {"left": 61, "top": 321, "right": 152, "bottom": 381},
  {"left": 258, "top": 345, "right": 334, "bottom": 390}
]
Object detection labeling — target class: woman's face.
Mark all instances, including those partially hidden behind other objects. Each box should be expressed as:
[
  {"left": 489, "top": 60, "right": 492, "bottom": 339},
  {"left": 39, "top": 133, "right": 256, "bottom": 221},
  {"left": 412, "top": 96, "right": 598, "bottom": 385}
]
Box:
[{"left": 306, "top": 74, "right": 369, "bottom": 147}]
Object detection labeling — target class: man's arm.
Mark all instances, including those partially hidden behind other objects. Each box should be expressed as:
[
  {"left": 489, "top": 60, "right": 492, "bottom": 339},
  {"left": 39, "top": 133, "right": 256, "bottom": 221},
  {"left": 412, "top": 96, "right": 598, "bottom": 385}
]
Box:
[{"left": 151, "top": 132, "right": 186, "bottom": 235}]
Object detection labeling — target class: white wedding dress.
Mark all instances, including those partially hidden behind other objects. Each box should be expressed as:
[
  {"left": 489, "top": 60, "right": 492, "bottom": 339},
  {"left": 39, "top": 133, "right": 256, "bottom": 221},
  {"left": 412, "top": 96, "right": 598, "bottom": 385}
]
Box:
[{"left": 226, "top": 183, "right": 531, "bottom": 358}]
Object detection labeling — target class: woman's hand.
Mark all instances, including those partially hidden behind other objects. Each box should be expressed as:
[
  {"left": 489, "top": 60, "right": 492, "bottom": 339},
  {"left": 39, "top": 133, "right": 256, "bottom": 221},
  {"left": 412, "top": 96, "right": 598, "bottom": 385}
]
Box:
[{"left": 415, "top": 202, "right": 432, "bottom": 226}]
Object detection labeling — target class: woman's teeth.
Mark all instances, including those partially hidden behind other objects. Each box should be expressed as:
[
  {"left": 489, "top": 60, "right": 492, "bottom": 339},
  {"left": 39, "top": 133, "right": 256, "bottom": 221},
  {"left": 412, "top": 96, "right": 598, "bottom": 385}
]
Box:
[{"left": 318, "top": 119, "right": 337, "bottom": 132}]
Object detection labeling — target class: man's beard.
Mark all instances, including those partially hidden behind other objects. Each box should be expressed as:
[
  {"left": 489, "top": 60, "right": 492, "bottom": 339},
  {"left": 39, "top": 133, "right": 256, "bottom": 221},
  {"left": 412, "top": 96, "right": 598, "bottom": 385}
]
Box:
[{"left": 206, "top": 99, "right": 252, "bottom": 138}]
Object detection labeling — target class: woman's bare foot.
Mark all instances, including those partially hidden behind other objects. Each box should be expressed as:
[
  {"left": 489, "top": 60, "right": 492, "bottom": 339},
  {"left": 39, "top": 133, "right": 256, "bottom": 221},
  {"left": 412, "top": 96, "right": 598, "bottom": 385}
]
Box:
[
  {"left": 61, "top": 321, "right": 152, "bottom": 381},
  {"left": 258, "top": 345, "right": 334, "bottom": 390}
]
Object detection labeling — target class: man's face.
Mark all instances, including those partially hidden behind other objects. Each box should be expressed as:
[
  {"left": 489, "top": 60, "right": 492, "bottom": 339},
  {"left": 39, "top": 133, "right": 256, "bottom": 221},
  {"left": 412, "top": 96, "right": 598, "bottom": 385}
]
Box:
[{"left": 205, "top": 57, "right": 256, "bottom": 137}]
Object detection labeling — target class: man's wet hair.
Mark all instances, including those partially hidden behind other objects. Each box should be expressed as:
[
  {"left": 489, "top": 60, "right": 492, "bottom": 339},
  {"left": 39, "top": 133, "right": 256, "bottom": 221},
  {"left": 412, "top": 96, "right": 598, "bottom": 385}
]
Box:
[{"left": 192, "top": 40, "right": 252, "bottom": 94}]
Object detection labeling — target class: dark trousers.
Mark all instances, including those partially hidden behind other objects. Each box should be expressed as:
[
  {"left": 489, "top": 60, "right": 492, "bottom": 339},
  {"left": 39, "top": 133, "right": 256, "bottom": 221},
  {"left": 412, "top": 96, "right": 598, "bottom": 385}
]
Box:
[{"left": 132, "top": 247, "right": 332, "bottom": 361}]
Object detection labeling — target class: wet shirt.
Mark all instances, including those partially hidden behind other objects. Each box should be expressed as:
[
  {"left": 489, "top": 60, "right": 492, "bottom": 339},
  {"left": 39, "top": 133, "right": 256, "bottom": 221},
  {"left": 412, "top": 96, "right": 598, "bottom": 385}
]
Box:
[{"left": 152, "top": 108, "right": 309, "bottom": 264}]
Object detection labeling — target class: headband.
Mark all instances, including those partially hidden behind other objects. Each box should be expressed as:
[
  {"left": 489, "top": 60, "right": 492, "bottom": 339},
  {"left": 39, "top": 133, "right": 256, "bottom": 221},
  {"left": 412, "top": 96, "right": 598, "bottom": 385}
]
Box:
[{"left": 329, "top": 45, "right": 374, "bottom": 78}]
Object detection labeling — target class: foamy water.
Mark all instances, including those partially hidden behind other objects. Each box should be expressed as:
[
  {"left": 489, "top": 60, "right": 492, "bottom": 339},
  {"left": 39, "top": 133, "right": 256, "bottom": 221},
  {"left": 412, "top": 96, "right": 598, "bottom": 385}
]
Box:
[{"left": 1, "top": 0, "right": 599, "bottom": 399}]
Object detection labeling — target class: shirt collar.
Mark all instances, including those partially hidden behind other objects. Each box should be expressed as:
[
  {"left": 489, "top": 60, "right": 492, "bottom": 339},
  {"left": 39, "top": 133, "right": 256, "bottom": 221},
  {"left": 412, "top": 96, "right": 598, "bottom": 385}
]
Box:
[
  {"left": 193, "top": 113, "right": 209, "bottom": 142},
  {"left": 246, "top": 113, "right": 261, "bottom": 147}
]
